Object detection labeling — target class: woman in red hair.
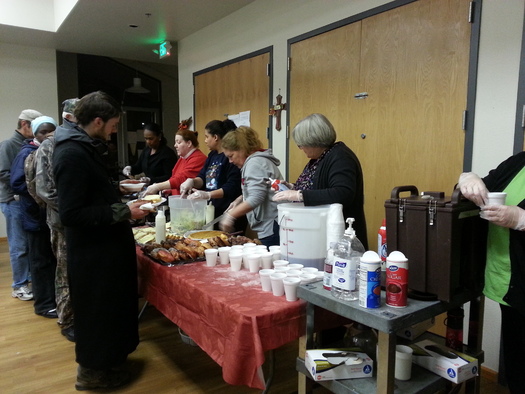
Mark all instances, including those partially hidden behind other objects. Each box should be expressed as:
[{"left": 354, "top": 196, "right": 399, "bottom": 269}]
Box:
[{"left": 144, "top": 128, "right": 206, "bottom": 196}]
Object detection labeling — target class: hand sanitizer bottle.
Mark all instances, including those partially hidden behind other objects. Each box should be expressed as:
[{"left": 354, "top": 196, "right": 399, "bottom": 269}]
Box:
[{"left": 331, "top": 218, "right": 365, "bottom": 301}]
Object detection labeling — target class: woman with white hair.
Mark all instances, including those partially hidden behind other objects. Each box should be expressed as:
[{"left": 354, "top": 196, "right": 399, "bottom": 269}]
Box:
[{"left": 273, "top": 113, "right": 368, "bottom": 248}]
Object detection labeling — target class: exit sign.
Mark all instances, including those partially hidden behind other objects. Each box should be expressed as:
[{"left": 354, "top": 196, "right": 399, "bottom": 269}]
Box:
[{"left": 159, "top": 41, "right": 172, "bottom": 59}]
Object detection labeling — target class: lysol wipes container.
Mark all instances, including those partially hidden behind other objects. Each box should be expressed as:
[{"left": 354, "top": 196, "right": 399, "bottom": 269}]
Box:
[
  {"left": 359, "top": 251, "right": 381, "bottom": 308},
  {"left": 386, "top": 251, "right": 408, "bottom": 308},
  {"left": 269, "top": 178, "right": 289, "bottom": 192}
]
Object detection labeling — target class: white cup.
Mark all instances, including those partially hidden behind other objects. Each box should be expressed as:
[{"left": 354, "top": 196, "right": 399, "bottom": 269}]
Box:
[
  {"left": 218, "top": 246, "right": 231, "bottom": 265},
  {"left": 272, "top": 250, "right": 282, "bottom": 262},
  {"left": 273, "top": 259, "right": 289, "bottom": 268},
  {"left": 274, "top": 266, "right": 290, "bottom": 273},
  {"left": 270, "top": 272, "right": 287, "bottom": 296},
  {"left": 231, "top": 245, "right": 244, "bottom": 251},
  {"left": 259, "top": 269, "right": 275, "bottom": 292},
  {"left": 269, "top": 245, "right": 281, "bottom": 253},
  {"left": 247, "top": 253, "right": 262, "bottom": 273},
  {"left": 243, "top": 247, "right": 257, "bottom": 269},
  {"left": 229, "top": 252, "right": 243, "bottom": 271},
  {"left": 204, "top": 248, "right": 218, "bottom": 267},
  {"left": 243, "top": 242, "right": 257, "bottom": 248},
  {"left": 486, "top": 192, "right": 507, "bottom": 206},
  {"left": 286, "top": 269, "right": 303, "bottom": 277},
  {"left": 260, "top": 251, "right": 274, "bottom": 269},
  {"left": 283, "top": 277, "right": 302, "bottom": 301},
  {"left": 256, "top": 245, "right": 268, "bottom": 252},
  {"left": 288, "top": 263, "right": 304, "bottom": 270},
  {"left": 302, "top": 267, "right": 318, "bottom": 274},
  {"left": 299, "top": 273, "right": 316, "bottom": 284},
  {"left": 395, "top": 345, "right": 413, "bottom": 381}
]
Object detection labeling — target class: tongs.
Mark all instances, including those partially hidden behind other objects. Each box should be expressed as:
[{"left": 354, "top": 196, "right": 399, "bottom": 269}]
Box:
[{"left": 201, "top": 213, "right": 225, "bottom": 230}]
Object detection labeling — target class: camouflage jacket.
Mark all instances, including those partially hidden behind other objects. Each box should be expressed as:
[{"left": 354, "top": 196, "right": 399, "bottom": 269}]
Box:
[{"left": 34, "top": 135, "right": 61, "bottom": 230}]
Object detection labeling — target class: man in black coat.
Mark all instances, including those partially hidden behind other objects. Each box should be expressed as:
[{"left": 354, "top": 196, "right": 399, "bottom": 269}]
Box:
[{"left": 53, "top": 91, "right": 148, "bottom": 390}]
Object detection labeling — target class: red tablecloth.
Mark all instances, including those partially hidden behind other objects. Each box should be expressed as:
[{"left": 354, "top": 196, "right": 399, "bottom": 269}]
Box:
[{"left": 137, "top": 247, "right": 306, "bottom": 389}]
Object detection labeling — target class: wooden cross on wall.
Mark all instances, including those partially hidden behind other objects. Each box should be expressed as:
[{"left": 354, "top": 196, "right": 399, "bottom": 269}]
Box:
[{"left": 269, "top": 92, "right": 286, "bottom": 131}]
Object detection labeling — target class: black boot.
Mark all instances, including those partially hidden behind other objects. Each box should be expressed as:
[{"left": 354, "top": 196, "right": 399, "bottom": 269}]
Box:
[{"left": 75, "top": 365, "right": 130, "bottom": 391}]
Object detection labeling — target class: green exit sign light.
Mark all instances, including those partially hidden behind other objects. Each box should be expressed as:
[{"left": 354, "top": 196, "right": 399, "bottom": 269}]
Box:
[{"left": 159, "top": 41, "right": 172, "bottom": 59}]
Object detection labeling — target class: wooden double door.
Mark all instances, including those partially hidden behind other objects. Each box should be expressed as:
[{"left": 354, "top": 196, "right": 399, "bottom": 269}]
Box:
[{"left": 288, "top": 0, "right": 474, "bottom": 246}]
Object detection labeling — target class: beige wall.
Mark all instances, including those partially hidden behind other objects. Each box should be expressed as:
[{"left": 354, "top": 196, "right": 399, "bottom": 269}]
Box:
[
  {"left": 0, "top": 42, "right": 58, "bottom": 240},
  {"left": 177, "top": 0, "right": 525, "bottom": 373}
]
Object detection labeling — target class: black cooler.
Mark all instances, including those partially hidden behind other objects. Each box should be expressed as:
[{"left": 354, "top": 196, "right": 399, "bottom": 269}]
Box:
[{"left": 385, "top": 185, "right": 488, "bottom": 302}]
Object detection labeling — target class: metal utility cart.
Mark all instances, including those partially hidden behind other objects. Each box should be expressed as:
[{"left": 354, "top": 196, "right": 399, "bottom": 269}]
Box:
[{"left": 296, "top": 282, "right": 484, "bottom": 394}]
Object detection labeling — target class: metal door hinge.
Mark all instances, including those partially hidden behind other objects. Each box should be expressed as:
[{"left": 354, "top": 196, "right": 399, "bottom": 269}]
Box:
[
  {"left": 468, "top": 2, "right": 475, "bottom": 23},
  {"left": 287, "top": 57, "right": 291, "bottom": 71},
  {"left": 267, "top": 63, "right": 271, "bottom": 77},
  {"left": 354, "top": 92, "right": 368, "bottom": 99},
  {"left": 462, "top": 110, "right": 467, "bottom": 130},
  {"left": 521, "top": 105, "right": 525, "bottom": 128}
]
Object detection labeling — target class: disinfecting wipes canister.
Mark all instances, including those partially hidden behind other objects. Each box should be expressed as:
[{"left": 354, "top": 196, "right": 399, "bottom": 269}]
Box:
[{"left": 359, "top": 251, "right": 381, "bottom": 308}]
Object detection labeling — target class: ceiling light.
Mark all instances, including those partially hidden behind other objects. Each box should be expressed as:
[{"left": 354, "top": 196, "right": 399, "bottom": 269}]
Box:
[{"left": 125, "top": 77, "right": 150, "bottom": 94}]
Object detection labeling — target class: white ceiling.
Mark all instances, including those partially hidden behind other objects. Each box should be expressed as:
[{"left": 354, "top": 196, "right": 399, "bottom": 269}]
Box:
[{"left": 0, "top": 0, "right": 256, "bottom": 65}]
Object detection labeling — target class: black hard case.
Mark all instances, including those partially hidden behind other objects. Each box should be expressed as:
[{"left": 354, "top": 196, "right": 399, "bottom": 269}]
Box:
[{"left": 384, "top": 185, "right": 488, "bottom": 302}]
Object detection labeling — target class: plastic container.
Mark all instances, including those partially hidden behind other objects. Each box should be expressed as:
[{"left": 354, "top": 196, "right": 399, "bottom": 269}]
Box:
[
  {"left": 331, "top": 218, "right": 365, "bottom": 301},
  {"left": 277, "top": 203, "right": 330, "bottom": 269},
  {"left": 155, "top": 207, "right": 166, "bottom": 243},
  {"left": 323, "top": 243, "right": 335, "bottom": 290},
  {"left": 378, "top": 218, "right": 387, "bottom": 287},
  {"left": 358, "top": 251, "right": 381, "bottom": 308},
  {"left": 168, "top": 196, "right": 207, "bottom": 234},
  {"left": 386, "top": 251, "right": 408, "bottom": 308}
]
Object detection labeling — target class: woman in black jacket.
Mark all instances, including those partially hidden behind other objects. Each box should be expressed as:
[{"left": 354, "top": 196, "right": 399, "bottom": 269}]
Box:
[
  {"left": 273, "top": 113, "right": 368, "bottom": 249},
  {"left": 122, "top": 122, "right": 177, "bottom": 184}
]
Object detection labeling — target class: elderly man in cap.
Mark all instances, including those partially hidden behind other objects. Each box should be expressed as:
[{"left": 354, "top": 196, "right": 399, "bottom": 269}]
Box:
[
  {"left": 11, "top": 115, "right": 58, "bottom": 319},
  {"left": 34, "top": 98, "right": 79, "bottom": 341},
  {"left": 0, "top": 109, "right": 42, "bottom": 300}
]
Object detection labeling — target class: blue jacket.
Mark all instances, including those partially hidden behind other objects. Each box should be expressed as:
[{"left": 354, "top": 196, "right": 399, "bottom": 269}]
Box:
[{"left": 10, "top": 140, "right": 45, "bottom": 231}]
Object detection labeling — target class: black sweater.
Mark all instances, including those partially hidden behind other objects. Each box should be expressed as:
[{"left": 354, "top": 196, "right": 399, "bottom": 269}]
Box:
[{"left": 482, "top": 151, "right": 525, "bottom": 316}]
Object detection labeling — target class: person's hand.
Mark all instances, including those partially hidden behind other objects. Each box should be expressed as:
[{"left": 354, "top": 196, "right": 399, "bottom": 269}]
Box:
[
  {"left": 458, "top": 172, "right": 488, "bottom": 207},
  {"left": 226, "top": 195, "right": 243, "bottom": 212},
  {"left": 188, "top": 189, "right": 211, "bottom": 200},
  {"left": 480, "top": 205, "right": 525, "bottom": 230},
  {"left": 128, "top": 201, "right": 150, "bottom": 220},
  {"left": 144, "top": 184, "right": 160, "bottom": 196},
  {"left": 273, "top": 190, "right": 303, "bottom": 202},
  {"left": 219, "top": 212, "right": 236, "bottom": 233},
  {"left": 139, "top": 177, "right": 151, "bottom": 186},
  {"left": 122, "top": 166, "right": 132, "bottom": 177},
  {"left": 179, "top": 178, "right": 194, "bottom": 197}
]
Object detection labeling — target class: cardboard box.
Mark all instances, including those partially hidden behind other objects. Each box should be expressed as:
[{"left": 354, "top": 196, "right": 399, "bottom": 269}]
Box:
[
  {"left": 411, "top": 339, "right": 478, "bottom": 383},
  {"left": 305, "top": 349, "right": 373, "bottom": 381},
  {"left": 396, "top": 317, "right": 435, "bottom": 340}
]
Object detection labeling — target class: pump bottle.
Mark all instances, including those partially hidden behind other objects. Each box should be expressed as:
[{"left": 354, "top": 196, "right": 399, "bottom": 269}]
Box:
[
  {"left": 331, "top": 218, "right": 365, "bottom": 301},
  {"left": 155, "top": 207, "right": 166, "bottom": 243}
]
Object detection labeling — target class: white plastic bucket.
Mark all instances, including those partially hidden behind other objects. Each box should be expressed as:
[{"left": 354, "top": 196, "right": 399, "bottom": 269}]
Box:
[{"left": 277, "top": 203, "right": 330, "bottom": 270}]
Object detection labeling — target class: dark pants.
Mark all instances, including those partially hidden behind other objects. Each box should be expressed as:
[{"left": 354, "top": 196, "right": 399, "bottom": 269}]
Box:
[
  {"left": 500, "top": 304, "right": 525, "bottom": 394},
  {"left": 27, "top": 226, "right": 57, "bottom": 314}
]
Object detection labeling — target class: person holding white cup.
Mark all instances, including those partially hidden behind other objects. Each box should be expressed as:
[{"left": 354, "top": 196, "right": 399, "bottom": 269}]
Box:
[{"left": 457, "top": 158, "right": 525, "bottom": 393}]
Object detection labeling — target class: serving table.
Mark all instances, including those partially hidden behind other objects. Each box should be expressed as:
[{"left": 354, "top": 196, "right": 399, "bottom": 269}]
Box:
[{"left": 136, "top": 246, "right": 345, "bottom": 390}]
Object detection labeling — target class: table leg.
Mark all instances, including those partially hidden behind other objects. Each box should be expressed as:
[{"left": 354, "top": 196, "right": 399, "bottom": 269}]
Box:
[{"left": 376, "top": 330, "right": 396, "bottom": 394}]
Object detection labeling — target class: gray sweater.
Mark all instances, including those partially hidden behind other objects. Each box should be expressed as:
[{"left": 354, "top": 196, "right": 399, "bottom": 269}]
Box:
[
  {"left": 0, "top": 131, "right": 25, "bottom": 203},
  {"left": 241, "top": 149, "right": 283, "bottom": 239}
]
